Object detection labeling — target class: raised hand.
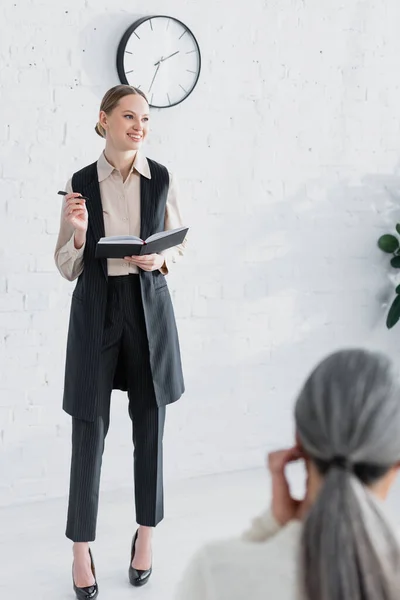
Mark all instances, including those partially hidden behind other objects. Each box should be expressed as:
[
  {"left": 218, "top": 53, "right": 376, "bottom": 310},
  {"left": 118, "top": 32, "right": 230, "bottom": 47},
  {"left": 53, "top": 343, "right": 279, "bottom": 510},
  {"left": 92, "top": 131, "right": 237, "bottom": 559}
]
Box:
[
  {"left": 268, "top": 446, "right": 307, "bottom": 525},
  {"left": 63, "top": 193, "right": 88, "bottom": 233}
]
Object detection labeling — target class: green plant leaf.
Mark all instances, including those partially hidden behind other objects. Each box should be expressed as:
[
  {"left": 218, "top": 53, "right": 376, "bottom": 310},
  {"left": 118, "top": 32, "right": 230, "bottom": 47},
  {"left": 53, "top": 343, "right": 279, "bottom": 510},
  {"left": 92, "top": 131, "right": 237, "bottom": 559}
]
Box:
[
  {"left": 391, "top": 256, "right": 400, "bottom": 268},
  {"left": 396, "top": 284, "right": 400, "bottom": 294},
  {"left": 396, "top": 224, "right": 400, "bottom": 235},
  {"left": 387, "top": 295, "right": 400, "bottom": 329},
  {"left": 378, "top": 235, "right": 399, "bottom": 253}
]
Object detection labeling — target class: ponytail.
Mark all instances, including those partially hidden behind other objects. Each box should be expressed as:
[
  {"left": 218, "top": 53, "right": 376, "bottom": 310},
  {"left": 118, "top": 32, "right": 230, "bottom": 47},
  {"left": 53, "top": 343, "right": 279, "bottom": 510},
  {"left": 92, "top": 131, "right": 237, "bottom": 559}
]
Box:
[
  {"left": 294, "top": 349, "right": 400, "bottom": 600},
  {"left": 301, "top": 466, "right": 400, "bottom": 599}
]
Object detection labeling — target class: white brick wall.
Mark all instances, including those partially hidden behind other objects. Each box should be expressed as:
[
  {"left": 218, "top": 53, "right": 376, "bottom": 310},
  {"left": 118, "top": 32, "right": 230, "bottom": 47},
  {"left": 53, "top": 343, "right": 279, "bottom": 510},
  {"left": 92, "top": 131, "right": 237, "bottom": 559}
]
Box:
[{"left": 2, "top": 0, "right": 400, "bottom": 506}]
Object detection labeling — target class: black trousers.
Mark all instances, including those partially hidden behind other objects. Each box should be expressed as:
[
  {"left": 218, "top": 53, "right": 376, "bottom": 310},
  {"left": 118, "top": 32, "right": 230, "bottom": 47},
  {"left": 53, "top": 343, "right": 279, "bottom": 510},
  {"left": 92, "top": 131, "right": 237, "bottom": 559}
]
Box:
[{"left": 66, "top": 274, "right": 166, "bottom": 542}]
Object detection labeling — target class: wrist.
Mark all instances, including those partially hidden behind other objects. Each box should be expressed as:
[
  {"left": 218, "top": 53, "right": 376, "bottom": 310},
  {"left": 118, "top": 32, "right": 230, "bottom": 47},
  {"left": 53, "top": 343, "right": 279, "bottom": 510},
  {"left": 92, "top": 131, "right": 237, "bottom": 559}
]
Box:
[
  {"left": 74, "top": 230, "right": 86, "bottom": 249},
  {"left": 271, "top": 504, "right": 291, "bottom": 526}
]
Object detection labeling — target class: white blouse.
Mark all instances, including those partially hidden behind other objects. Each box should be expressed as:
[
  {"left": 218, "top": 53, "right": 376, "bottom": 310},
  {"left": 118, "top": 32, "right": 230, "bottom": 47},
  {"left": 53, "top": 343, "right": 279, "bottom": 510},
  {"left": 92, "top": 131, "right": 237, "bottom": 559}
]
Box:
[
  {"left": 174, "top": 509, "right": 302, "bottom": 600},
  {"left": 54, "top": 150, "right": 187, "bottom": 280}
]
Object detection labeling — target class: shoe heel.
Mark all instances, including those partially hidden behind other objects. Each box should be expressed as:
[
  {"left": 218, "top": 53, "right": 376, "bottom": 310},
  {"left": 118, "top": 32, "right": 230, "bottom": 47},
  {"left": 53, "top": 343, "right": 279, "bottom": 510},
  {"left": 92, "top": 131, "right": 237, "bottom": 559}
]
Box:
[
  {"left": 72, "top": 547, "right": 99, "bottom": 599},
  {"left": 129, "top": 529, "right": 153, "bottom": 587}
]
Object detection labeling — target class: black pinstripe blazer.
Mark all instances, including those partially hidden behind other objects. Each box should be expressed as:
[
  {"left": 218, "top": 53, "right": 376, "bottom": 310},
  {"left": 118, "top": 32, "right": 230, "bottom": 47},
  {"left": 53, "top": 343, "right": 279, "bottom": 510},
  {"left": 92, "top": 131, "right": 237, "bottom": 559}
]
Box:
[{"left": 62, "top": 159, "right": 185, "bottom": 421}]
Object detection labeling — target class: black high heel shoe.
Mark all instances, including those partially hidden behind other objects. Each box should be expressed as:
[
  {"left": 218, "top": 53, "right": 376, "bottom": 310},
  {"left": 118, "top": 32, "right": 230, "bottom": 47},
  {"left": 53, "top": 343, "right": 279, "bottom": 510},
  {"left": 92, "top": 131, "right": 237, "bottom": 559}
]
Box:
[
  {"left": 72, "top": 548, "right": 99, "bottom": 600},
  {"left": 128, "top": 529, "right": 152, "bottom": 587}
]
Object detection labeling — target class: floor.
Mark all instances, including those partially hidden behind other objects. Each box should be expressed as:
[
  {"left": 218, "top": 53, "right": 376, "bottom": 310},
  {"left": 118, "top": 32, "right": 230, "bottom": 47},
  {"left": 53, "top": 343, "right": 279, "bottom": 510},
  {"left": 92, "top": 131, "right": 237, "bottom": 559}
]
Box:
[
  {"left": 0, "top": 467, "right": 271, "bottom": 600},
  {"left": 1, "top": 465, "right": 400, "bottom": 600}
]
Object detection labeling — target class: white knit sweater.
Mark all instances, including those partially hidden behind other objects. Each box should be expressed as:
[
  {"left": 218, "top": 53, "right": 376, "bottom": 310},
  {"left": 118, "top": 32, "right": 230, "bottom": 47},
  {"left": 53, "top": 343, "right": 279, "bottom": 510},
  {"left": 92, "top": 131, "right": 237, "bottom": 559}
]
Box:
[{"left": 174, "top": 509, "right": 302, "bottom": 600}]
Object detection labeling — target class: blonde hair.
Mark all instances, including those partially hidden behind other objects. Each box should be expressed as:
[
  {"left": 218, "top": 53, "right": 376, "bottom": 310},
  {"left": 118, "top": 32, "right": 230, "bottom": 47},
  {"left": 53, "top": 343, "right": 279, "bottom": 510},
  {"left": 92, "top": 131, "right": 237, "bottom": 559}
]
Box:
[{"left": 95, "top": 84, "right": 149, "bottom": 138}]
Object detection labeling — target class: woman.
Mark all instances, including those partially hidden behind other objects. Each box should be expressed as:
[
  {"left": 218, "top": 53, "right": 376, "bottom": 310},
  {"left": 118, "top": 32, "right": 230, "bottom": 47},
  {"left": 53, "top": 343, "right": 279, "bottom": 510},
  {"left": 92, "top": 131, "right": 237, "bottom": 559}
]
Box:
[
  {"left": 175, "top": 349, "right": 400, "bottom": 599},
  {"left": 55, "top": 84, "right": 187, "bottom": 599}
]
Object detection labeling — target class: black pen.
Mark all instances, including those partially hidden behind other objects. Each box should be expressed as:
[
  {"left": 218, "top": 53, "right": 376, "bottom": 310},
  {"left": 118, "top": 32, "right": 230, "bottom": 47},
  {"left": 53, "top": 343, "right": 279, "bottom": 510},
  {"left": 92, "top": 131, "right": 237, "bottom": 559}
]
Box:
[{"left": 58, "top": 190, "right": 89, "bottom": 201}]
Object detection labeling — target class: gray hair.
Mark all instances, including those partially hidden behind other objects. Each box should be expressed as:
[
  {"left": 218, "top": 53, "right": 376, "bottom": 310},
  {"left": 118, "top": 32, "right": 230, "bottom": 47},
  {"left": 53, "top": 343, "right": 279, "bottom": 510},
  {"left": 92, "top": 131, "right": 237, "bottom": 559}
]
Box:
[{"left": 295, "top": 349, "right": 400, "bottom": 600}]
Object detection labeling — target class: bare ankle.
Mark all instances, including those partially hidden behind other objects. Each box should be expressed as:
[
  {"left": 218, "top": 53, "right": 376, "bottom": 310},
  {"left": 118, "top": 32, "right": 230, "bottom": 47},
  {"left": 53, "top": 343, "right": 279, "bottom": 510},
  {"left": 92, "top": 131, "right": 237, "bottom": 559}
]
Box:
[
  {"left": 73, "top": 542, "right": 90, "bottom": 555},
  {"left": 138, "top": 526, "right": 153, "bottom": 539}
]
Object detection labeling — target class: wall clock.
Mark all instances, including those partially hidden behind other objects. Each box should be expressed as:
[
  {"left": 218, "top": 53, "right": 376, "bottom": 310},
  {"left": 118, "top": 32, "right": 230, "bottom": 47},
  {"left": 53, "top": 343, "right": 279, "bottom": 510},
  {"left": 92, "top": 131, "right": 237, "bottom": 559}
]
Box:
[{"left": 117, "top": 15, "right": 201, "bottom": 108}]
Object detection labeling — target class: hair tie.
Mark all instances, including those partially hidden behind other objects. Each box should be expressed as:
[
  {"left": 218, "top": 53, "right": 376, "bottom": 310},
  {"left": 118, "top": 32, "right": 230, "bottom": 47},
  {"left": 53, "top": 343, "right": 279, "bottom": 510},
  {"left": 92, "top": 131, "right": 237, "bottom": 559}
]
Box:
[{"left": 330, "top": 455, "right": 352, "bottom": 471}]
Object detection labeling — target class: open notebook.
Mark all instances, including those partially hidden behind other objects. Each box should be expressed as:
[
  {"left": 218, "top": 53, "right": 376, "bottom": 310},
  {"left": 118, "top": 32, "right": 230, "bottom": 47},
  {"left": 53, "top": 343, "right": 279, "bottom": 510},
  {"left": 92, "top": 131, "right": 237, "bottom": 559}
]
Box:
[{"left": 95, "top": 226, "right": 188, "bottom": 259}]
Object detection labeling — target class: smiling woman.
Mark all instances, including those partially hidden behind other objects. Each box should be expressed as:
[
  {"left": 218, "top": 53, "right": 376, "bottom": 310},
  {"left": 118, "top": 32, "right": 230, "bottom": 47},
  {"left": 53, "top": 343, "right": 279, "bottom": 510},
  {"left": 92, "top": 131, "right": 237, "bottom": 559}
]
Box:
[
  {"left": 94, "top": 86, "right": 149, "bottom": 147},
  {"left": 54, "top": 84, "right": 187, "bottom": 599}
]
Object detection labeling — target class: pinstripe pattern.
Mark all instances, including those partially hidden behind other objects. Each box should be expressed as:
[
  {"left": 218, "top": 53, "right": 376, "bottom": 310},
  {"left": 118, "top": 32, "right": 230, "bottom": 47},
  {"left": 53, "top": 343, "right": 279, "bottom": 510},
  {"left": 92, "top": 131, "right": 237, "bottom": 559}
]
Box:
[
  {"left": 62, "top": 158, "right": 185, "bottom": 422},
  {"left": 63, "top": 162, "right": 108, "bottom": 422},
  {"left": 139, "top": 162, "right": 185, "bottom": 406},
  {"left": 66, "top": 275, "right": 165, "bottom": 542}
]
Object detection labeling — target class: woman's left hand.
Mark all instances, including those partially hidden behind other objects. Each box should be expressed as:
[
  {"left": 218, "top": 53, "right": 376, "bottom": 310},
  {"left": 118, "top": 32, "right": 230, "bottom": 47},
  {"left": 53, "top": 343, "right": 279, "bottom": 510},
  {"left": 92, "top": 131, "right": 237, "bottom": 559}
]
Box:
[
  {"left": 124, "top": 253, "right": 165, "bottom": 272},
  {"left": 268, "top": 446, "right": 307, "bottom": 526}
]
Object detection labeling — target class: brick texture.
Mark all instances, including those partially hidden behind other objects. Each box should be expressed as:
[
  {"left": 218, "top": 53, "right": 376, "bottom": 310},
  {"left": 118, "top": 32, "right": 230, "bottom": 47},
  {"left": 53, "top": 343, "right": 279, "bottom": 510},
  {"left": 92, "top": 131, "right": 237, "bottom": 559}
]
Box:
[{"left": 1, "top": 0, "right": 400, "bottom": 506}]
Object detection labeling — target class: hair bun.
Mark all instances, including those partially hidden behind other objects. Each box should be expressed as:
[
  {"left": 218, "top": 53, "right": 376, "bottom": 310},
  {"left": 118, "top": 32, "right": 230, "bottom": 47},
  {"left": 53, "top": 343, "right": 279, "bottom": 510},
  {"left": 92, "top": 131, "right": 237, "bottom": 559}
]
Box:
[{"left": 95, "top": 122, "right": 105, "bottom": 138}]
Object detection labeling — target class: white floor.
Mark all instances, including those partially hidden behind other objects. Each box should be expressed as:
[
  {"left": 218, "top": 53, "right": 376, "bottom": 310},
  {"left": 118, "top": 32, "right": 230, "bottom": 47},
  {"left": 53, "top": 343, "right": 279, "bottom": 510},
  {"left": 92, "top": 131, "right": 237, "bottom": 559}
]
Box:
[
  {"left": 1, "top": 466, "right": 400, "bottom": 600},
  {"left": 0, "top": 468, "right": 270, "bottom": 600}
]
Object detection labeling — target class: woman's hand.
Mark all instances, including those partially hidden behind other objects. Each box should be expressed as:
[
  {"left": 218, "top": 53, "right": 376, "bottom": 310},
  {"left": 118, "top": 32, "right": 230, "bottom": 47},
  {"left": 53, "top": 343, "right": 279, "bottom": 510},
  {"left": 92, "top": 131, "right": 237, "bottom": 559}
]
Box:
[
  {"left": 124, "top": 253, "right": 165, "bottom": 272},
  {"left": 63, "top": 193, "right": 88, "bottom": 234},
  {"left": 268, "top": 446, "right": 307, "bottom": 526}
]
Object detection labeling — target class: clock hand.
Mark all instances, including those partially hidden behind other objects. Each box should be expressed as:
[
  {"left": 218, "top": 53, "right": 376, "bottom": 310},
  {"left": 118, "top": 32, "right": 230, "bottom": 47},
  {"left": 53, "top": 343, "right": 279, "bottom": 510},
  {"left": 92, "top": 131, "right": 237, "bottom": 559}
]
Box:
[
  {"left": 161, "top": 50, "right": 180, "bottom": 62},
  {"left": 148, "top": 62, "right": 161, "bottom": 92},
  {"left": 154, "top": 51, "right": 180, "bottom": 66}
]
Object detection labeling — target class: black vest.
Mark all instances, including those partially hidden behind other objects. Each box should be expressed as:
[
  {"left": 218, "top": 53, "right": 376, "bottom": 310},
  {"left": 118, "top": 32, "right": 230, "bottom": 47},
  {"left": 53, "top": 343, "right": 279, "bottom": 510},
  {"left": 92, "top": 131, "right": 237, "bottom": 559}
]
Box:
[{"left": 62, "top": 158, "right": 184, "bottom": 421}]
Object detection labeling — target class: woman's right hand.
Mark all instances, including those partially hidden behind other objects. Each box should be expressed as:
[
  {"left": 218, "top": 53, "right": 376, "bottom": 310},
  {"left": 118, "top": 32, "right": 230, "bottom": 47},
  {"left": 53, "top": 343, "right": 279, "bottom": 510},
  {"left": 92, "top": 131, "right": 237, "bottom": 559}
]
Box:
[{"left": 63, "top": 193, "right": 88, "bottom": 233}]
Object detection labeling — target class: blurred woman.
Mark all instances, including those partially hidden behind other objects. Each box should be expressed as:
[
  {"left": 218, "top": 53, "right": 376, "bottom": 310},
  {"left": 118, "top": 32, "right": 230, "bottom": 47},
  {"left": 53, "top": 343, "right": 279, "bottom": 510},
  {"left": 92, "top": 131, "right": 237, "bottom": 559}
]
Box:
[{"left": 175, "top": 349, "right": 400, "bottom": 600}]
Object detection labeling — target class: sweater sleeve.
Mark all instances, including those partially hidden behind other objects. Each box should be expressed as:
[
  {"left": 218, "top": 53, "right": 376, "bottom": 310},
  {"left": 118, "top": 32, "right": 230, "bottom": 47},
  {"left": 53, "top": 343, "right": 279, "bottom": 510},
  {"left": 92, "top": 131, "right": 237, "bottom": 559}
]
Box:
[
  {"left": 241, "top": 508, "right": 283, "bottom": 542},
  {"left": 174, "top": 547, "right": 214, "bottom": 600}
]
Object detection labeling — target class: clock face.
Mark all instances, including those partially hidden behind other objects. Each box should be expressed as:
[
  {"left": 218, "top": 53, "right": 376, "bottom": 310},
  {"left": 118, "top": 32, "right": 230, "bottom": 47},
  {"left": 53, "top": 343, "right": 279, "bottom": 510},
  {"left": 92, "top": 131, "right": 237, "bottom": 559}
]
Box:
[{"left": 117, "top": 16, "right": 201, "bottom": 108}]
